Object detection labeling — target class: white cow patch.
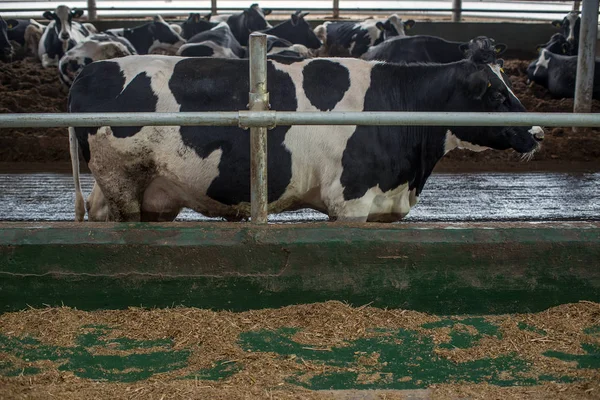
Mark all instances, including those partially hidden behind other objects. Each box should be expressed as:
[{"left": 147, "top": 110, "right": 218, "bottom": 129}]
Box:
[
  {"left": 533, "top": 49, "right": 550, "bottom": 76},
  {"left": 444, "top": 130, "right": 490, "bottom": 154}
]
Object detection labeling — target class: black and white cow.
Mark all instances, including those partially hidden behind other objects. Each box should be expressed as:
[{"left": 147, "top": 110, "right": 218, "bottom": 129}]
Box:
[
  {"left": 177, "top": 22, "right": 245, "bottom": 58},
  {"left": 362, "top": 35, "right": 507, "bottom": 64},
  {"left": 0, "top": 15, "right": 12, "bottom": 61},
  {"left": 106, "top": 15, "right": 185, "bottom": 55},
  {"left": 58, "top": 34, "right": 137, "bottom": 86},
  {"left": 38, "top": 6, "right": 90, "bottom": 67},
  {"left": 536, "top": 32, "right": 574, "bottom": 56},
  {"left": 552, "top": 11, "right": 580, "bottom": 50},
  {"left": 314, "top": 14, "right": 415, "bottom": 57},
  {"left": 5, "top": 18, "right": 46, "bottom": 57},
  {"left": 527, "top": 48, "right": 600, "bottom": 100},
  {"left": 68, "top": 38, "right": 543, "bottom": 223},
  {"left": 262, "top": 11, "right": 321, "bottom": 50},
  {"left": 212, "top": 3, "right": 272, "bottom": 46},
  {"left": 179, "top": 12, "right": 217, "bottom": 39}
]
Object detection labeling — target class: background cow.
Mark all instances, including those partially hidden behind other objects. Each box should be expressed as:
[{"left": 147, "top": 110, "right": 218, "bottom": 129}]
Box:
[
  {"left": 177, "top": 22, "right": 245, "bottom": 58},
  {"left": 0, "top": 15, "right": 12, "bottom": 61},
  {"left": 536, "top": 33, "right": 574, "bottom": 56},
  {"left": 106, "top": 15, "right": 185, "bottom": 55},
  {"left": 6, "top": 18, "right": 46, "bottom": 57},
  {"left": 179, "top": 12, "right": 217, "bottom": 39},
  {"left": 314, "top": 14, "right": 415, "bottom": 57},
  {"left": 262, "top": 11, "right": 321, "bottom": 50},
  {"left": 38, "top": 5, "right": 90, "bottom": 67},
  {"left": 58, "top": 34, "right": 137, "bottom": 86},
  {"left": 68, "top": 37, "right": 542, "bottom": 223},
  {"left": 552, "top": 11, "right": 580, "bottom": 50},
  {"left": 212, "top": 3, "right": 272, "bottom": 46},
  {"left": 527, "top": 48, "right": 600, "bottom": 100}
]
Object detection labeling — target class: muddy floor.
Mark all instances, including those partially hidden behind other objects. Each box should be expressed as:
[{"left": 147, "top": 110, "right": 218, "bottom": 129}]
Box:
[
  {"left": 1, "top": 301, "right": 599, "bottom": 399},
  {"left": 0, "top": 57, "right": 598, "bottom": 171}
]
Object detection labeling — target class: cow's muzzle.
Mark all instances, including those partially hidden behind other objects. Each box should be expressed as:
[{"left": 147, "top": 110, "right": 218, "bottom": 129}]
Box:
[{"left": 529, "top": 126, "right": 545, "bottom": 142}]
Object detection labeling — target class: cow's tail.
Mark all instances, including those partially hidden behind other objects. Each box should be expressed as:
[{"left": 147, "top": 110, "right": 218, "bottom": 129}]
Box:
[{"left": 69, "top": 127, "right": 85, "bottom": 222}]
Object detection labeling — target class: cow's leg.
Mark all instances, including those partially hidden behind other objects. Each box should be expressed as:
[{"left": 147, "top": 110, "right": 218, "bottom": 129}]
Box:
[
  {"left": 92, "top": 177, "right": 142, "bottom": 222},
  {"left": 86, "top": 182, "right": 110, "bottom": 222}
]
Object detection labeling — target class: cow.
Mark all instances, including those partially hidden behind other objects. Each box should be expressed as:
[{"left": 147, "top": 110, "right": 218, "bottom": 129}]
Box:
[
  {"left": 265, "top": 35, "right": 311, "bottom": 59},
  {"left": 67, "top": 37, "right": 543, "bottom": 223},
  {"left": 58, "top": 34, "right": 137, "bottom": 86},
  {"left": 176, "top": 22, "right": 245, "bottom": 58},
  {"left": 179, "top": 12, "right": 217, "bottom": 39},
  {"left": 262, "top": 11, "right": 321, "bottom": 50},
  {"left": 535, "top": 32, "right": 574, "bottom": 56},
  {"left": 552, "top": 11, "right": 580, "bottom": 49},
  {"left": 211, "top": 3, "right": 272, "bottom": 46},
  {"left": 0, "top": 15, "right": 12, "bottom": 61},
  {"left": 6, "top": 19, "right": 46, "bottom": 57},
  {"left": 38, "top": 6, "right": 91, "bottom": 68},
  {"left": 526, "top": 48, "right": 600, "bottom": 100},
  {"left": 314, "top": 14, "right": 415, "bottom": 57},
  {"left": 106, "top": 15, "right": 185, "bottom": 55},
  {"left": 362, "top": 35, "right": 507, "bottom": 64}
]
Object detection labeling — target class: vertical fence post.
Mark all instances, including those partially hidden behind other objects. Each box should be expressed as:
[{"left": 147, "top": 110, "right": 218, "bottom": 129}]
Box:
[
  {"left": 452, "top": 0, "right": 462, "bottom": 22},
  {"left": 211, "top": 0, "right": 217, "bottom": 16},
  {"left": 333, "top": 0, "right": 340, "bottom": 19},
  {"left": 248, "top": 33, "right": 269, "bottom": 224},
  {"left": 573, "top": 0, "right": 599, "bottom": 116},
  {"left": 87, "top": 0, "right": 97, "bottom": 20}
]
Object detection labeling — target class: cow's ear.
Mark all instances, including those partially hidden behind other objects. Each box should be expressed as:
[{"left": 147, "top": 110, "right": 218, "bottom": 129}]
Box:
[
  {"left": 404, "top": 19, "right": 415, "bottom": 30},
  {"left": 551, "top": 20, "right": 562, "bottom": 27},
  {"left": 458, "top": 43, "right": 469, "bottom": 57},
  {"left": 375, "top": 22, "right": 385, "bottom": 31},
  {"left": 153, "top": 15, "right": 165, "bottom": 23},
  {"left": 43, "top": 11, "right": 54, "bottom": 20},
  {"left": 263, "top": 8, "right": 272, "bottom": 15},
  {"left": 496, "top": 59, "right": 504, "bottom": 68},
  {"left": 72, "top": 9, "right": 84, "bottom": 18},
  {"left": 466, "top": 69, "right": 489, "bottom": 100},
  {"left": 203, "top": 12, "right": 212, "bottom": 20},
  {"left": 494, "top": 43, "right": 507, "bottom": 55},
  {"left": 535, "top": 44, "right": 543, "bottom": 54},
  {"left": 291, "top": 12, "right": 299, "bottom": 25},
  {"left": 193, "top": 13, "right": 200, "bottom": 23},
  {"left": 299, "top": 11, "right": 309, "bottom": 18}
]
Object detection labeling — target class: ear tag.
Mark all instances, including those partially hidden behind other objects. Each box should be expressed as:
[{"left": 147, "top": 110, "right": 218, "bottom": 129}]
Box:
[
  {"left": 500, "top": 68, "right": 505, "bottom": 73},
  {"left": 488, "top": 82, "right": 492, "bottom": 87},
  {"left": 495, "top": 47, "right": 501, "bottom": 53},
  {"left": 7, "top": 24, "right": 12, "bottom": 28}
]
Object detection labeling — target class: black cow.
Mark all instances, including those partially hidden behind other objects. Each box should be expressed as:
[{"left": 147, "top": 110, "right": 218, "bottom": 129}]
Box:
[
  {"left": 179, "top": 12, "right": 217, "bottom": 40},
  {"left": 527, "top": 49, "right": 600, "bottom": 100},
  {"left": 68, "top": 37, "right": 543, "bottom": 223},
  {"left": 106, "top": 15, "right": 185, "bottom": 55},
  {"left": 314, "top": 14, "right": 415, "bottom": 57},
  {"left": 177, "top": 22, "right": 245, "bottom": 58},
  {"left": 362, "top": 35, "right": 507, "bottom": 64},
  {"left": 536, "top": 32, "right": 574, "bottom": 56},
  {"left": 262, "top": 11, "right": 321, "bottom": 49},
  {"left": 0, "top": 15, "right": 12, "bottom": 61},
  {"left": 552, "top": 11, "right": 580, "bottom": 50},
  {"left": 38, "top": 5, "right": 90, "bottom": 67},
  {"left": 213, "top": 3, "right": 272, "bottom": 46}
]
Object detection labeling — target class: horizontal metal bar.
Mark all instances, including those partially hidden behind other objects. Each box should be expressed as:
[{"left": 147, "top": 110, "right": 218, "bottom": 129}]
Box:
[
  {"left": 0, "top": 112, "right": 599, "bottom": 128},
  {"left": 0, "top": 7, "right": 583, "bottom": 14}
]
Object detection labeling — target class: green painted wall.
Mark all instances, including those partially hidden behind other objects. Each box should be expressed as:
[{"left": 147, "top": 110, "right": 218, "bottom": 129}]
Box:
[{"left": 0, "top": 222, "right": 598, "bottom": 314}]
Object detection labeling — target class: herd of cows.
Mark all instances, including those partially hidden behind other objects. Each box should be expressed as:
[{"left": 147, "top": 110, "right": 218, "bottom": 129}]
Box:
[{"left": 0, "top": 5, "right": 595, "bottom": 222}]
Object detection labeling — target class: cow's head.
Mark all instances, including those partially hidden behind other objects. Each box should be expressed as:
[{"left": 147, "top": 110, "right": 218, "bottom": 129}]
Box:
[
  {"left": 266, "top": 11, "right": 321, "bottom": 49},
  {"left": 459, "top": 36, "right": 506, "bottom": 63},
  {"left": 0, "top": 15, "right": 13, "bottom": 61},
  {"left": 59, "top": 39, "right": 132, "bottom": 86},
  {"left": 44, "top": 5, "right": 83, "bottom": 43},
  {"left": 552, "top": 11, "right": 580, "bottom": 46},
  {"left": 244, "top": 3, "right": 272, "bottom": 32},
  {"left": 445, "top": 38, "right": 543, "bottom": 156},
  {"left": 536, "top": 32, "right": 573, "bottom": 55},
  {"left": 181, "top": 12, "right": 215, "bottom": 39},
  {"left": 375, "top": 14, "right": 415, "bottom": 40},
  {"left": 148, "top": 15, "right": 186, "bottom": 55},
  {"left": 526, "top": 48, "right": 552, "bottom": 88}
]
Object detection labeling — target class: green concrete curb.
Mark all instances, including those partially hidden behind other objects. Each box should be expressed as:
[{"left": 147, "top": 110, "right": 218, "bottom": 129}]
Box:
[{"left": 0, "top": 222, "right": 598, "bottom": 314}]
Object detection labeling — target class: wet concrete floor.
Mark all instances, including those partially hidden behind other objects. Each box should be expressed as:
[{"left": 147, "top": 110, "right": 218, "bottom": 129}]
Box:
[{"left": 0, "top": 172, "right": 598, "bottom": 222}]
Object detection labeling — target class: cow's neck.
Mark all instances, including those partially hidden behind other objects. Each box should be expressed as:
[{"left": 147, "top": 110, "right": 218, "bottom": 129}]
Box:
[{"left": 124, "top": 26, "right": 153, "bottom": 54}]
